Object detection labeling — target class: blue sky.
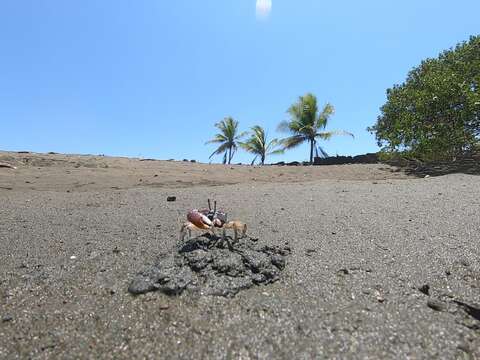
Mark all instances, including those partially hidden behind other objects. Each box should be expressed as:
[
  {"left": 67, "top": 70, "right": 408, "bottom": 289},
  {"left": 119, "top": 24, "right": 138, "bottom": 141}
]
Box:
[{"left": 1, "top": 1, "right": 479, "bottom": 163}]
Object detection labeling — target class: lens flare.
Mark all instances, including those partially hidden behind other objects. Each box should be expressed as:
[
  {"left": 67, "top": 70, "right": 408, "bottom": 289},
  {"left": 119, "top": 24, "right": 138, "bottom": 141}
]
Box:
[{"left": 256, "top": 0, "right": 272, "bottom": 19}]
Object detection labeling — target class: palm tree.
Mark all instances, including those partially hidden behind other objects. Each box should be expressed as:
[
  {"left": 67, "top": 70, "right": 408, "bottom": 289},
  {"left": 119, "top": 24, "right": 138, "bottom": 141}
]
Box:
[
  {"left": 206, "top": 117, "right": 246, "bottom": 164},
  {"left": 278, "top": 93, "right": 354, "bottom": 164},
  {"left": 239, "top": 125, "right": 283, "bottom": 165}
]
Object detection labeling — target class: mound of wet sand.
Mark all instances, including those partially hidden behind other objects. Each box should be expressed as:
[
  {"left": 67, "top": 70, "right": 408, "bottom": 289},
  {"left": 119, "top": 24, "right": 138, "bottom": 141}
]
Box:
[{"left": 129, "top": 235, "right": 291, "bottom": 297}]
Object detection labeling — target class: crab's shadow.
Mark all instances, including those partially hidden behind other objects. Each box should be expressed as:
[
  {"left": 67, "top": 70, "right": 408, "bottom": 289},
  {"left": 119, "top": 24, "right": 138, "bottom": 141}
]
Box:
[{"left": 179, "top": 234, "right": 214, "bottom": 253}]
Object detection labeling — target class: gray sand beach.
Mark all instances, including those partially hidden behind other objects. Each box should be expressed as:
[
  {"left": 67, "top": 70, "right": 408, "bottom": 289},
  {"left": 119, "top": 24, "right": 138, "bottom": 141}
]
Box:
[{"left": 1, "top": 152, "right": 479, "bottom": 359}]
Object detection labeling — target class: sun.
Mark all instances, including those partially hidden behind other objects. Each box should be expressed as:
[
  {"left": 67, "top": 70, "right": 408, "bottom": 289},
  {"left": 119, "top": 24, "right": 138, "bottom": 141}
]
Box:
[{"left": 256, "top": 0, "right": 272, "bottom": 19}]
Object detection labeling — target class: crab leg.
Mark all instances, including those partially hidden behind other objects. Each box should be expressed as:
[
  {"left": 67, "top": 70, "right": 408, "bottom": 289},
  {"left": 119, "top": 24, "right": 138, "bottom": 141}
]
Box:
[
  {"left": 223, "top": 221, "right": 247, "bottom": 242},
  {"left": 179, "top": 221, "right": 216, "bottom": 241}
]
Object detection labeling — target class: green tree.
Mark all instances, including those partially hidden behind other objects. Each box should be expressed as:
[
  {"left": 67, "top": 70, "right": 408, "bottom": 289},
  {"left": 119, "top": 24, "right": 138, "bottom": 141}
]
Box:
[
  {"left": 239, "top": 125, "right": 283, "bottom": 165},
  {"left": 278, "top": 93, "right": 354, "bottom": 164},
  {"left": 369, "top": 35, "right": 480, "bottom": 160},
  {"left": 206, "top": 117, "right": 246, "bottom": 164}
]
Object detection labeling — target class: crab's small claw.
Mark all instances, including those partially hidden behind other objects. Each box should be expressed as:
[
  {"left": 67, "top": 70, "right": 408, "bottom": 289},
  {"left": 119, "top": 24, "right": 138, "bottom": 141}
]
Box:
[{"left": 214, "top": 211, "right": 227, "bottom": 226}]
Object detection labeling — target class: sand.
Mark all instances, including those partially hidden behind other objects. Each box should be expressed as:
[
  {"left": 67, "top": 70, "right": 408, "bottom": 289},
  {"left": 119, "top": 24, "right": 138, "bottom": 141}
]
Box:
[
  {"left": 0, "top": 151, "right": 409, "bottom": 192},
  {"left": 0, "top": 151, "right": 479, "bottom": 359}
]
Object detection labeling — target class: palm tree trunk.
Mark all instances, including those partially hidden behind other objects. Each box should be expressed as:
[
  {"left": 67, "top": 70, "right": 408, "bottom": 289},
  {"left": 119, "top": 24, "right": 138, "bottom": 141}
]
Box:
[
  {"left": 228, "top": 147, "right": 232, "bottom": 165},
  {"left": 261, "top": 154, "right": 265, "bottom": 165},
  {"left": 309, "top": 139, "right": 314, "bottom": 164}
]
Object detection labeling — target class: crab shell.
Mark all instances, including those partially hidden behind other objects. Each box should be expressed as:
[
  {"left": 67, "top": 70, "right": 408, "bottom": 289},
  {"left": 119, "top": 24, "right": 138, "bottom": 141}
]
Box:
[
  {"left": 187, "top": 209, "right": 212, "bottom": 229},
  {"left": 197, "top": 208, "right": 227, "bottom": 228}
]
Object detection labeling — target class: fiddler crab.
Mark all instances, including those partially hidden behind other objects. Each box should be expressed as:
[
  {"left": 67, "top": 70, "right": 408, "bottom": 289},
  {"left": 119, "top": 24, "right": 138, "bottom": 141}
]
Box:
[{"left": 179, "top": 199, "right": 247, "bottom": 243}]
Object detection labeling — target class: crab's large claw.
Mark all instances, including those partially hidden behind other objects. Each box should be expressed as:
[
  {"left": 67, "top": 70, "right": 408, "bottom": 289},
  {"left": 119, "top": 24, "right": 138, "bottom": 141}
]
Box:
[
  {"left": 187, "top": 209, "right": 213, "bottom": 230},
  {"left": 198, "top": 208, "right": 210, "bottom": 216}
]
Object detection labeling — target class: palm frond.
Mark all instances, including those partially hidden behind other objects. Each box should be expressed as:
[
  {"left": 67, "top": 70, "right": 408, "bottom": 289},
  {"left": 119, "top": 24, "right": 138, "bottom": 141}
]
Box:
[
  {"left": 286, "top": 101, "right": 303, "bottom": 122},
  {"left": 241, "top": 125, "right": 283, "bottom": 165},
  {"left": 268, "top": 148, "right": 285, "bottom": 155},
  {"left": 234, "top": 131, "right": 248, "bottom": 140},
  {"left": 209, "top": 142, "right": 230, "bottom": 159},
  {"left": 280, "top": 94, "right": 320, "bottom": 139},
  {"left": 238, "top": 141, "right": 249, "bottom": 150},
  {"left": 206, "top": 116, "right": 244, "bottom": 164},
  {"left": 277, "top": 94, "right": 352, "bottom": 162},
  {"left": 316, "top": 103, "right": 335, "bottom": 129},
  {"left": 316, "top": 130, "right": 354, "bottom": 141},
  {"left": 241, "top": 129, "right": 263, "bottom": 153},
  {"left": 301, "top": 93, "right": 318, "bottom": 126},
  {"left": 297, "top": 124, "right": 316, "bottom": 138},
  {"left": 280, "top": 135, "right": 307, "bottom": 149},
  {"left": 264, "top": 138, "right": 279, "bottom": 153},
  {"left": 278, "top": 120, "right": 295, "bottom": 133},
  {"left": 205, "top": 134, "right": 228, "bottom": 145}
]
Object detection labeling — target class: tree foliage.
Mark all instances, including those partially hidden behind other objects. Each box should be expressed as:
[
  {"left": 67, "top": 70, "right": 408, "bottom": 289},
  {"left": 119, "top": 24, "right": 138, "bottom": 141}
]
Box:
[
  {"left": 206, "top": 117, "right": 246, "bottom": 164},
  {"left": 369, "top": 35, "right": 480, "bottom": 160},
  {"left": 239, "top": 125, "right": 283, "bottom": 165},
  {"left": 278, "top": 93, "right": 354, "bottom": 164}
]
